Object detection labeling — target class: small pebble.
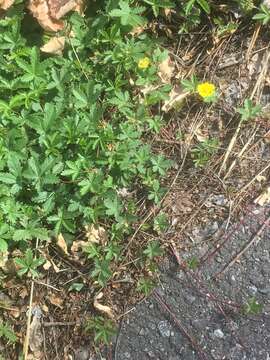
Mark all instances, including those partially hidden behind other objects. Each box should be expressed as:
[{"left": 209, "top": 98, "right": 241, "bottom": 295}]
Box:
[
  {"left": 158, "top": 320, "right": 172, "bottom": 337},
  {"left": 213, "top": 329, "right": 224, "bottom": 339}
]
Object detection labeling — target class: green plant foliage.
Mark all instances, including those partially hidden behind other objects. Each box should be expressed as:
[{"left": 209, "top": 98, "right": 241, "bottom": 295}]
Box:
[
  {"left": 14, "top": 249, "right": 45, "bottom": 278},
  {"left": 243, "top": 297, "right": 263, "bottom": 315},
  {"left": 143, "top": 240, "right": 163, "bottom": 259},
  {"left": 153, "top": 212, "right": 169, "bottom": 234},
  {"left": 191, "top": 138, "right": 219, "bottom": 167},
  {"left": 0, "top": 322, "right": 17, "bottom": 344},
  {"left": 85, "top": 316, "right": 116, "bottom": 344},
  {"left": 237, "top": 99, "right": 262, "bottom": 122},
  {"left": 0, "top": 7, "right": 173, "bottom": 288},
  {"left": 137, "top": 276, "right": 156, "bottom": 295},
  {"left": 253, "top": 4, "right": 270, "bottom": 24}
]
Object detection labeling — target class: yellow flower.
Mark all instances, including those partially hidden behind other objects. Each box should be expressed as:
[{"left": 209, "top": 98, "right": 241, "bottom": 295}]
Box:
[
  {"left": 138, "top": 57, "right": 151, "bottom": 69},
  {"left": 197, "top": 82, "right": 216, "bottom": 98}
]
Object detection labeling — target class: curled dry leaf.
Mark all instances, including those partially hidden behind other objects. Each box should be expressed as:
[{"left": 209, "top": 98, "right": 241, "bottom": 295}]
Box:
[
  {"left": 48, "top": 293, "right": 64, "bottom": 308},
  {"left": 0, "top": 0, "right": 14, "bottom": 10},
  {"left": 28, "top": 0, "right": 84, "bottom": 32},
  {"left": 195, "top": 128, "right": 208, "bottom": 142},
  {"left": 254, "top": 186, "right": 270, "bottom": 206},
  {"left": 158, "top": 56, "right": 175, "bottom": 83},
  {"left": 94, "top": 292, "right": 114, "bottom": 319},
  {"left": 43, "top": 259, "right": 52, "bottom": 270},
  {"left": 29, "top": 313, "right": 43, "bottom": 358},
  {"left": 28, "top": 0, "right": 64, "bottom": 32},
  {"left": 71, "top": 240, "right": 87, "bottom": 253},
  {"left": 41, "top": 36, "right": 65, "bottom": 55},
  {"left": 85, "top": 224, "right": 107, "bottom": 245},
  {"left": 162, "top": 86, "right": 189, "bottom": 112},
  {"left": 57, "top": 233, "right": 68, "bottom": 255}
]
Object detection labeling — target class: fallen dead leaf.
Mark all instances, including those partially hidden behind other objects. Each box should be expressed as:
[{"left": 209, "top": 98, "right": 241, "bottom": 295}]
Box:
[
  {"left": 85, "top": 224, "right": 107, "bottom": 245},
  {"left": 162, "top": 86, "right": 189, "bottom": 112},
  {"left": 0, "top": 0, "right": 14, "bottom": 10},
  {"left": 10, "top": 307, "right": 21, "bottom": 318},
  {"left": 57, "top": 233, "right": 68, "bottom": 255},
  {"left": 29, "top": 312, "right": 43, "bottom": 359},
  {"left": 94, "top": 292, "right": 114, "bottom": 319},
  {"left": 43, "top": 259, "right": 52, "bottom": 271},
  {"left": 254, "top": 186, "right": 270, "bottom": 206},
  {"left": 28, "top": 0, "right": 84, "bottom": 32},
  {"left": 41, "top": 36, "right": 65, "bottom": 55},
  {"left": 130, "top": 25, "right": 146, "bottom": 36},
  {"left": 28, "top": 0, "right": 64, "bottom": 32},
  {"left": 19, "top": 287, "right": 28, "bottom": 299},
  {"left": 48, "top": 293, "right": 64, "bottom": 308},
  {"left": 195, "top": 128, "right": 208, "bottom": 142},
  {"left": 158, "top": 56, "right": 175, "bottom": 83}
]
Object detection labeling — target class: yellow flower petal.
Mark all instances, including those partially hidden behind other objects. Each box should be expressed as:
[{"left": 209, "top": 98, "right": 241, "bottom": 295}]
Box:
[
  {"left": 197, "top": 82, "right": 216, "bottom": 98},
  {"left": 138, "top": 57, "right": 151, "bottom": 69}
]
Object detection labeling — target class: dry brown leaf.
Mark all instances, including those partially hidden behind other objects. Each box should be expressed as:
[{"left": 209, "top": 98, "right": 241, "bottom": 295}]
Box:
[
  {"left": 43, "top": 259, "right": 52, "bottom": 271},
  {"left": 162, "top": 86, "right": 189, "bottom": 112},
  {"left": 29, "top": 313, "right": 43, "bottom": 357},
  {"left": 85, "top": 225, "right": 107, "bottom": 245},
  {"left": 19, "top": 287, "right": 28, "bottom": 299},
  {"left": 94, "top": 292, "right": 114, "bottom": 319},
  {"left": 28, "top": 0, "right": 84, "bottom": 32},
  {"left": 130, "top": 25, "right": 146, "bottom": 36},
  {"left": 10, "top": 307, "right": 20, "bottom": 318},
  {"left": 0, "top": 0, "right": 14, "bottom": 10},
  {"left": 71, "top": 240, "right": 88, "bottom": 253},
  {"left": 48, "top": 293, "right": 64, "bottom": 308},
  {"left": 254, "top": 186, "right": 270, "bottom": 206},
  {"left": 195, "top": 128, "right": 208, "bottom": 142},
  {"left": 158, "top": 56, "right": 175, "bottom": 83},
  {"left": 57, "top": 233, "right": 68, "bottom": 255},
  {"left": 28, "top": 0, "right": 64, "bottom": 32},
  {"left": 41, "top": 36, "right": 65, "bottom": 55}
]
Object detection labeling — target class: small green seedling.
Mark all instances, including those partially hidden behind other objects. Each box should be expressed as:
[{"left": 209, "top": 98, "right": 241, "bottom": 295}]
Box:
[
  {"left": 153, "top": 212, "right": 169, "bottom": 234},
  {"left": 237, "top": 99, "right": 262, "bottom": 122},
  {"left": 143, "top": 241, "right": 163, "bottom": 260},
  {"left": 14, "top": 249, "right": 45, "bottom": 278},
  {"left": 191, "top": 138, "right": 219, "bottom": 167},
  {"left": 243, "top": 297, "right": 263, "bottom": 315},
  {"left": 68, "top": 283, "right": 84, "bottom": 292},
  {"left": 137, "top": 277, "right": 155, "bottom": 295},
  {"left": 85, "top": 316, "right": 116, "bottom": 344},
  {"left": 181, "top": 74, "right": 199, "bottom": 93},
  {"left": 0, "top": 322, "right": 17, "bottom": 344},
  {"left": 187, "top": 256, "right": 199, "bottom": 270}
]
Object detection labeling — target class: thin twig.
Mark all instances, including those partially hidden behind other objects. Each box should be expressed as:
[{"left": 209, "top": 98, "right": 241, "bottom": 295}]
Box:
[
  {"left": 23, "top": 238, "right": 39, "bottom": 360},
  {"left": 43, "top": 321, "right": 77, "bottom": 327}
]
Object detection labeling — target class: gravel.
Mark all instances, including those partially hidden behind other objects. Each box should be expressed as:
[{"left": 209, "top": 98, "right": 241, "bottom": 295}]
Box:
[{"left": 107, "top": 204, "right": 270, "bottom": 360}]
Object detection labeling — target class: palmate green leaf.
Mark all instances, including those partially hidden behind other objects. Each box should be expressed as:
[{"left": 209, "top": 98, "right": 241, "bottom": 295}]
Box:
[
  {"left": 13, "top": 226, "right": 48, "bottom": 242},
  {"left": 143, "top": 240, "right": 163, "bottom": 259},
  {"left": 0, "top": 172, "right": 17, "bottom": 184},
  {"left": 110, "top": 1, "right": 146, "bottom": 27},
  {"left": 0, "top": 224, "right": 10, "bottom": 252},
  {"left": 104, "top": 195, "right": 123, "bottom": 219},
  {"left": 0, "top": 322, "right": 17, "bottom": 343},
  {"left": 0, "top": 238, "right": 8, "bottom": 252}
]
